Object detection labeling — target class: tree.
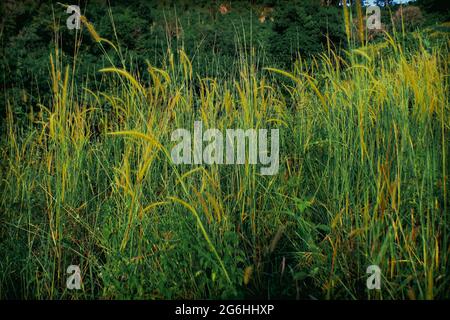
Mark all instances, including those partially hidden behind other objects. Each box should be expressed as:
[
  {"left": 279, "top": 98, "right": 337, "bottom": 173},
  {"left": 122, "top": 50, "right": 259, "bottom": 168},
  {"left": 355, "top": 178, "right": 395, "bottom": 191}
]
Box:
[
  {"left": 394, "top": 6, "right": 424, "bottom": 30},
  {"left": 417, "top": 0, "right": 450, "bottom": 12},
  {"left": 417, "top": 0, "right": 450, "bottom": 22},
  {"left": 269, "top": 0, "right": 345, "bottom": 67}
]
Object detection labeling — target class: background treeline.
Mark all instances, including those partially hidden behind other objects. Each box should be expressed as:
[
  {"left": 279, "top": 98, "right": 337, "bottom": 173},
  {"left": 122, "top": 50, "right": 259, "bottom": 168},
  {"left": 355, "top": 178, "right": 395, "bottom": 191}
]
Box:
[
  {"left": 0, "top": 0, "right": 449, "bottom": 121},
  {"left": 0, "top": 0, "right": 449, "bottom": 300}
]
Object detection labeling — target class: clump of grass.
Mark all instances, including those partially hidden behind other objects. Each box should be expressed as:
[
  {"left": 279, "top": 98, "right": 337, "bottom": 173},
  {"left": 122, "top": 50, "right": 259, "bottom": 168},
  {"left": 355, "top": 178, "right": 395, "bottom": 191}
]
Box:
[{"left": 0, "top": 8, "right": 449, "bottom": 300}]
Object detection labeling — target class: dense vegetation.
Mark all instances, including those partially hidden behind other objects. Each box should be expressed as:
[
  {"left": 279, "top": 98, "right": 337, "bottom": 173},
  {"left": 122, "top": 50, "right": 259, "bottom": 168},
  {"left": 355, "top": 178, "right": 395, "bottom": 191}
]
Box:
[
  {"left": 0, "top": 0, "right": 449, "bottom": 299},
  {"left": 2, "top": 0, "right": 448, "bottom": 120}
]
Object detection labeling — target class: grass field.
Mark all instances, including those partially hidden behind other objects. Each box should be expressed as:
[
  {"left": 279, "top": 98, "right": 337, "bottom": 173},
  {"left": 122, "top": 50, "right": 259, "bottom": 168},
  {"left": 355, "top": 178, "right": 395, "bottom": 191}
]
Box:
[{"left": 1, "top": 9, "right": 449, "bottom": 299}]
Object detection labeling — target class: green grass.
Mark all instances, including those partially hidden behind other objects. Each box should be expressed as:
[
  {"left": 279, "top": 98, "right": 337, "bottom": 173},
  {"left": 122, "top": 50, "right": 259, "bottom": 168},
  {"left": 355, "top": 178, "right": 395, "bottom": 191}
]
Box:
[{"left": 0, "top": 12, "right": 449, "bottom": 300}]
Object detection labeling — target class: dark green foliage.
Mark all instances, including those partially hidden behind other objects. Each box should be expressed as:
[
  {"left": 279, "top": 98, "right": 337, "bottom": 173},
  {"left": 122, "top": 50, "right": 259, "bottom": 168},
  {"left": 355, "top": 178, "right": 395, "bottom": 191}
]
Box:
[
  {"left": 269, "top": 0, "right": 345, "bottom": 67},
  {"left": 417, "top": 0, "right": 450, "bottom": 22},
  {"left": 0, "top": 0, "right": 349, "bottom": 120}
]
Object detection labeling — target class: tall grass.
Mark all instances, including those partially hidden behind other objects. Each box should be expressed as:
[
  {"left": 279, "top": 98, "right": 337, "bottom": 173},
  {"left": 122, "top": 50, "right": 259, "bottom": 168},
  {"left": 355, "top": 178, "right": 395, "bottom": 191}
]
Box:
[{"left": 0, "top": 10, "right": 449, "bottom": 299}]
